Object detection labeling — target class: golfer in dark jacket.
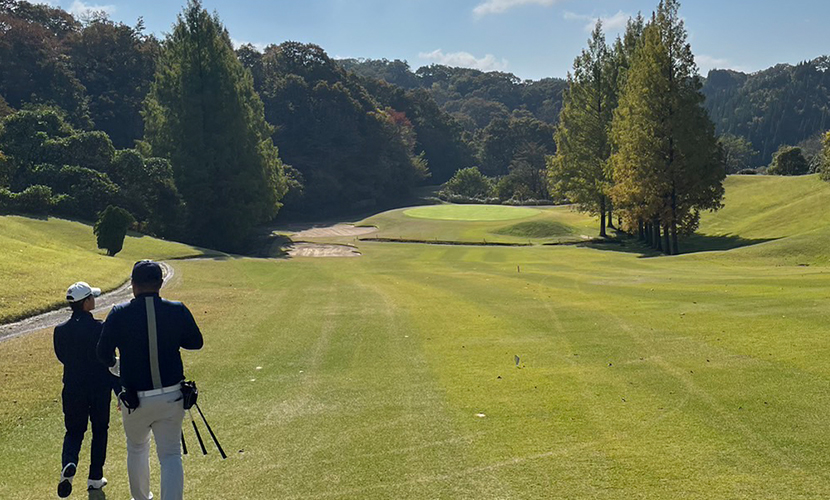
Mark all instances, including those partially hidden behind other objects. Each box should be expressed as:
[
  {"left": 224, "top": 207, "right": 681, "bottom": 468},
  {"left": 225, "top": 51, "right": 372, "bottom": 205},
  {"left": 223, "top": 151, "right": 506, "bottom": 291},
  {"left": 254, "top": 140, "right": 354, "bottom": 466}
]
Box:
[
  {"left": 54, "top": 281, "right": 119, "bottom": 498},
  {"left": 97, "top": 260, "right": 203, "bottom": 500}
]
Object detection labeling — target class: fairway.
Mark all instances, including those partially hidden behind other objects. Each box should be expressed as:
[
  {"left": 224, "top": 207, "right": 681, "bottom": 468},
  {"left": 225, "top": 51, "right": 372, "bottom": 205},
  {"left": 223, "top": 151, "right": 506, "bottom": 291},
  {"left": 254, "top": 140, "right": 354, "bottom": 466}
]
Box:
[
  {"left": 3, "top": 176, "right": 830, "bottom": 499},
  {"left": 404, "top": 205, "right": 541, "bottom": 221}
]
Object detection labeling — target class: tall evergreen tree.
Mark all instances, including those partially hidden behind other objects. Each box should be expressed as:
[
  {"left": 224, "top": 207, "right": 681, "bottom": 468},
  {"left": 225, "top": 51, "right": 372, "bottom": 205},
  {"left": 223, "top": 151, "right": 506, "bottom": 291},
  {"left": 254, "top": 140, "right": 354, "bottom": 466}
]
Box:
[
  {"left": 610, "top": 0, "right": 724, "bottom": 254},
  {"left": 548, "top": 22, "right": 615, "bottom": 237},
  {"left": 143, "top": 0, "right": 287, "bottom": 251}
]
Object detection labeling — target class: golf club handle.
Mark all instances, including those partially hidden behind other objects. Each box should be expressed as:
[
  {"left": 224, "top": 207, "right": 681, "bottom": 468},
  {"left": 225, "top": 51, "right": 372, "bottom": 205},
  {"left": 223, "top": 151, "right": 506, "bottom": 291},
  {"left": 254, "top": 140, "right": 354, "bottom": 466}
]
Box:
[
  {"left": 195, "top": 402, "right": 227, "bottom": 459},
  {"left": 189, "top": 410, "right": 208, "bottom": 455},
  {"left": 181, "top": 431, "right": 188, "bottom": 455}
]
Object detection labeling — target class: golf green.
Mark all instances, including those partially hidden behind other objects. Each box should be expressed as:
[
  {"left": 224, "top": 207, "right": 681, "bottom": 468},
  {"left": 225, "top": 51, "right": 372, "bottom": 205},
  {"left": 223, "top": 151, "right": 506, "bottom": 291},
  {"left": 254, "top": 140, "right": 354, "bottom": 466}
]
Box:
[{"left": 404, "top": 205, "right": 541, "bottom": 221}]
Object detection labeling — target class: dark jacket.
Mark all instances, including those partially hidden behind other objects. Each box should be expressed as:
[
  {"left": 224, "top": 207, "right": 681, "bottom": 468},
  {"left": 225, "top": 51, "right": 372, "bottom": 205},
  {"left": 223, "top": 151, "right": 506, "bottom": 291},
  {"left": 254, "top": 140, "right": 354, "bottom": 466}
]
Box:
[
  {"left": 97, "top": 293, "right": 203, "bottom": 392},
  {"left": 54, "top": 311, "right": 119, "bottom": 393}
]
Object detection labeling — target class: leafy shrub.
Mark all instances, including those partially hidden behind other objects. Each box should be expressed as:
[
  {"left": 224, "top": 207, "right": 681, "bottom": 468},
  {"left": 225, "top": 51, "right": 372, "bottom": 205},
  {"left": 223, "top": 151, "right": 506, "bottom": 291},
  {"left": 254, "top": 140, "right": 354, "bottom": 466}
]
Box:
[
  {"left": 94, "top": 205, "right": 134, "bottom": 256},
  {"left": 0, "top": 188, "right": 13, "bottom": 214},
  {"left": 439, "top": 167, "right": 493, "bottom": 199},
  {"left": 27, "top": 164, "right": 119, "bottom": 219},
  {"left": 13, "top": 184, "right": 56, "bottom": 215},
  {"left": 768, "top": 146, "right": 809, "bottom": 176}
]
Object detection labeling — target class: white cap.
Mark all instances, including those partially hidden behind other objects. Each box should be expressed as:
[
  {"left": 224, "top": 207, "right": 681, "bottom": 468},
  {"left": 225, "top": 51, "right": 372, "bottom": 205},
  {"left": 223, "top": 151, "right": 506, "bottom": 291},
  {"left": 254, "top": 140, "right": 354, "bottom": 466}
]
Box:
[{"left": 66, "top": 282, "right": 101, "bottom": 303}]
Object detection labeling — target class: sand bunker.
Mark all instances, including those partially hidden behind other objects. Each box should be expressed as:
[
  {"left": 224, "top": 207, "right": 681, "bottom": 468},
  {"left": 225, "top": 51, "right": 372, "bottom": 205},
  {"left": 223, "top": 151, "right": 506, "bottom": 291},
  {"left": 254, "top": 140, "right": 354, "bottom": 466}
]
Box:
[{"left": 286, "top": 243, "right": 361, "bottom": 258}]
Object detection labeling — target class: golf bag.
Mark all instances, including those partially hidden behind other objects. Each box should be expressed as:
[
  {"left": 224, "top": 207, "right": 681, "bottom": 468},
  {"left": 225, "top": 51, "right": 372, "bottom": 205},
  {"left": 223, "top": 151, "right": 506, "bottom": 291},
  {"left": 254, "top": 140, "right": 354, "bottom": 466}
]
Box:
[{"left": 181, "top": 380, "right": 198, "bottom": 410}]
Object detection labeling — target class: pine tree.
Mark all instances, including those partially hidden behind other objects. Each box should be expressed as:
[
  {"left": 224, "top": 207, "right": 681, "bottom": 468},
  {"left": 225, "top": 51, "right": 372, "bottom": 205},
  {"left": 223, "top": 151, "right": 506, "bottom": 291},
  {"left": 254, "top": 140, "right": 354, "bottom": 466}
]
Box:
[
  {"left": 548, "top": 22, "right": 615, "bottom": 237},
  {"left": 143, "top": 0, "right": 287, "bottom": 251},
  {"left": 610, "top": 0, "right": 724, "bottom": 254}
]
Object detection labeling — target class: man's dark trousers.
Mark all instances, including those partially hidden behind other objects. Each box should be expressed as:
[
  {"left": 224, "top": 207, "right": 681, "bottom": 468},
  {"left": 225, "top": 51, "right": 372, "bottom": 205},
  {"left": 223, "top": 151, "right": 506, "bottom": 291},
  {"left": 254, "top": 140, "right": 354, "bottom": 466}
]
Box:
[{"left": 61, "top": 387, "right": 111, "bottom": 480}]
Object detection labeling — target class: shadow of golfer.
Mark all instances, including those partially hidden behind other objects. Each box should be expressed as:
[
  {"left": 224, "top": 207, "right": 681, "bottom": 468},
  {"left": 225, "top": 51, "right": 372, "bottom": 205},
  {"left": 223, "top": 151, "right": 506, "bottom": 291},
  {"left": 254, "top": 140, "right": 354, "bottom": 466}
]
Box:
[{"left": 88, "top": 488, "right": 107, "bottom": 500}]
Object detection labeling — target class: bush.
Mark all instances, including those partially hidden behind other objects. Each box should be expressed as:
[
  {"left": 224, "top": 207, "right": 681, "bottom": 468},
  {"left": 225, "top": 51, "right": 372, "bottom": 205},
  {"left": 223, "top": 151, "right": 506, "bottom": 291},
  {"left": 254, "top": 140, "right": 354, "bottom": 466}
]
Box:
[
  {"left": 27, "top": 164, "right": 119, "bottom": 219},
  {"left": 768, "top": 146, "right": 809, "bottom": 176},
  {"left": 13, "top": 184, "right": 56, "bottom": 215},
  {"left": 440, "top": 167, "right": 493, "bottom": 199},
  {"left": 94, "top": 205, "right": 134, "bottom": 256},
  {"left": 736, "top": 168, "right": 758, "bottom": 175},
  {"left": 0, "top": 188, "right": 12, "bottom": 214},
  {"left": 43, "top": 131, "right": 115, "bottom": 173}
]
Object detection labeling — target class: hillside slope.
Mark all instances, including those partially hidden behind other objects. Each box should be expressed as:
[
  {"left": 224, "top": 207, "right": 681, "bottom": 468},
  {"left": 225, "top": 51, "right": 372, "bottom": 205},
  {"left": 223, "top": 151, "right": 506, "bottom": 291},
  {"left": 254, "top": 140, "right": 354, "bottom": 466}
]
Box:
[
  {"left": 689, "top": 174, "right": 830, "bottom": 264},
  {"left": 0, "top": 216, "right": 209, "bottom": 323}
]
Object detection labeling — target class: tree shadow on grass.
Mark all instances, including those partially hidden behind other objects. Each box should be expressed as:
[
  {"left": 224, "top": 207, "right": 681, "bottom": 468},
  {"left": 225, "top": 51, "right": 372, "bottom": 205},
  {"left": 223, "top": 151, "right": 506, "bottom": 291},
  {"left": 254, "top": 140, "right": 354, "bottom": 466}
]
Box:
[
  {"left": 250, "top": 231, "right": 292, "bottom": 259},
  {"left": 579, "top": 234, "right": 778, "bottom": 257}
]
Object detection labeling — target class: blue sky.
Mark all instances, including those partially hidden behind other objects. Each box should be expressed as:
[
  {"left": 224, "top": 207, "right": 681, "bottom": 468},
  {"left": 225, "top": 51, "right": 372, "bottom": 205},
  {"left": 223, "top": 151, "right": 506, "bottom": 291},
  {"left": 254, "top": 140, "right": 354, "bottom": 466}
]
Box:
[{"left": 54, "top": 0, "right": 830, "bottom": 81}]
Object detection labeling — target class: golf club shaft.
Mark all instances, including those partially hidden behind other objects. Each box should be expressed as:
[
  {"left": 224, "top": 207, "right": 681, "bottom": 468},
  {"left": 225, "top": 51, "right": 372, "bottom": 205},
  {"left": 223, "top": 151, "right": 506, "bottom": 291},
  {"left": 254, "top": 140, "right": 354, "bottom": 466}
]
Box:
[
  {"left": 181, "top": 430, "right": 188, "bottom": 455},
  {"left": 189, "top": 409, "right": 207, "bottom": 455},
  {"left": 195, "top": 402, "right": 227, "bottom": 459}
]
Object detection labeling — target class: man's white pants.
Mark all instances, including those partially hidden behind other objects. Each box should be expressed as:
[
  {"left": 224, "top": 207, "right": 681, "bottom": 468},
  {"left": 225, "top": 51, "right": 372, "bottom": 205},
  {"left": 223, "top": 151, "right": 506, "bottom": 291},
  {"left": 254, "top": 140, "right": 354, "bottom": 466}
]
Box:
[{"left": 122, "top": 390, "right": 184, "bottom": 500}]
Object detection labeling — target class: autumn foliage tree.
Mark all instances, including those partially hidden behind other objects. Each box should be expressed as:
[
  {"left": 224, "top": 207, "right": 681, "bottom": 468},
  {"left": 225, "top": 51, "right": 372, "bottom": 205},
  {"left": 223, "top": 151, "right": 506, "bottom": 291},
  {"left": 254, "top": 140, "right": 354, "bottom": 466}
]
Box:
[
  {"left": 610, "top": 0, "right": 724, "bottom": 254},
  {"left": 548, "top": 22, "right": 616, "bottom": 237}
]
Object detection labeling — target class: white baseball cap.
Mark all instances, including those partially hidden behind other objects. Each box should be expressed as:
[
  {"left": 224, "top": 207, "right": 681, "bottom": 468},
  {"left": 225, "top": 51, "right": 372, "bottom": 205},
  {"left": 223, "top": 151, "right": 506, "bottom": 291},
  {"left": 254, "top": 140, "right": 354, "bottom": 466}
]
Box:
[{"left": 66, "top": 282, "right": 101, "bottom": 303}]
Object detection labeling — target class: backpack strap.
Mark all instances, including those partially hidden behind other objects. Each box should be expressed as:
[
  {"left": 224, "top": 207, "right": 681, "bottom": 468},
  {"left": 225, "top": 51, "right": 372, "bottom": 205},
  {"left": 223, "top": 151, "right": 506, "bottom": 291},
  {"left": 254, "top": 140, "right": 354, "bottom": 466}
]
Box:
[{"left": 146, "top": 297, "right": 163, "bottom": 390}]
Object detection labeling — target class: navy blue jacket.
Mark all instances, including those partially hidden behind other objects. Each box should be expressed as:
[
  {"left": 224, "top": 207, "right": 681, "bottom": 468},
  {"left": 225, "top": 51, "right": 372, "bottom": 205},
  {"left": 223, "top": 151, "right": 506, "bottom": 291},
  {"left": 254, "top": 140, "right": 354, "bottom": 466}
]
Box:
[
  {"left": 97, "top": 293, "right": 203, "bottom": 392},
  {"left": 54, "top": 311, "right": 119, "bottom": 393}
]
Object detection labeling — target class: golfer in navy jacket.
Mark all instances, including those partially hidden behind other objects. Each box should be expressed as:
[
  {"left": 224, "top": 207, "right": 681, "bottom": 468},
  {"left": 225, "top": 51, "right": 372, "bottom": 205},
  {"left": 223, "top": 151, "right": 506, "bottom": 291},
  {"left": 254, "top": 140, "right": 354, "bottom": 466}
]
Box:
[
  {"left": 97, "top": 260, "right": 203, "bottom": 500},
  {"left": 54, "top": 281, "right": 119, "bottom": 498}
]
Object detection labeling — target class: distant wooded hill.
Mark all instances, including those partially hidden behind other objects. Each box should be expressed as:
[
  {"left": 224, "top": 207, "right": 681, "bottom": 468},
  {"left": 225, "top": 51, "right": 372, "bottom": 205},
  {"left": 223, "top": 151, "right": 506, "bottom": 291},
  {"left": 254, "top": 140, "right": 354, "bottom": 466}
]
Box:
[
  {"left": 338, "top": 58, "right": 566, "bottom": 134},
  {"left": 702, "top": 57, "right": 830, "bottom": 166},
  {"left": 342, "top": 57, "right": 830, "bottom": 169}
]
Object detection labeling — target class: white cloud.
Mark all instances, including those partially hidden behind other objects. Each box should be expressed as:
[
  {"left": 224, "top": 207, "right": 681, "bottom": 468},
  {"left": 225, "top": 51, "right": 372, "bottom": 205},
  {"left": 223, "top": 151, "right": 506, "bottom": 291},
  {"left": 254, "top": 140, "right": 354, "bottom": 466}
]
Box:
[
  {"left": 418, "top": 49, "right": 509, "bottom": 72},
  {"left": 68, "top": 0, "right": 115, "bottom": 18},
  {"left": 473, "top": 0, "right": 560, "bottom": 18},
  {"left": 231, "top": 38, "right": 268, "bottom": 52},
  {"left": 564, "top": 10, "right": 631, "bottom": 34},
  {"left": 696, "top": 54, "right": 729, "bottom": 71},
  {"left": 696, "top": 55, "right": 754, "bottom": 74}
]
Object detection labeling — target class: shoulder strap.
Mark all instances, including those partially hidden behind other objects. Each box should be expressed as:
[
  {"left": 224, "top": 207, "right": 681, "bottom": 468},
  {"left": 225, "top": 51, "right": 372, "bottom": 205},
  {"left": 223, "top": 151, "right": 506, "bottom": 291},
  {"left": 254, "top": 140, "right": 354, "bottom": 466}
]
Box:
[{"left": 145, "top": 296, "right": 163, "bottom": 389}]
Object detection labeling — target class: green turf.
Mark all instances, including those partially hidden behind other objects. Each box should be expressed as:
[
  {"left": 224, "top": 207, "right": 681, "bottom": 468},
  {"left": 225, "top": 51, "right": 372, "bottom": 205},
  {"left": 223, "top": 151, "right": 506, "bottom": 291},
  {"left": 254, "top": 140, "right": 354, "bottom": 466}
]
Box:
[
  {"left": 0, "top": 215, "right": 212, "bottom": 323},
  {"left": 404, "top": 205, "right": 541, "bottom": 221},
  {"left": 4, "top": 176, "right": 830, "bottom": 498},
  {"left": 494, "top": 220, "right": 576, "bottom": 238},
  {"left": 361, "top": 205, "right": 597, "bottom": 244}
]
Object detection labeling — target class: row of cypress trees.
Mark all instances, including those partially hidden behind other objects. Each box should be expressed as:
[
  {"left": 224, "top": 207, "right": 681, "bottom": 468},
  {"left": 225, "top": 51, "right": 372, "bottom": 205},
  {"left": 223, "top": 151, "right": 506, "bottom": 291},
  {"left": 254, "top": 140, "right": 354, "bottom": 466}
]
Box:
[{"left": 548, "top": 0, "right": 725, "bottom": 255}]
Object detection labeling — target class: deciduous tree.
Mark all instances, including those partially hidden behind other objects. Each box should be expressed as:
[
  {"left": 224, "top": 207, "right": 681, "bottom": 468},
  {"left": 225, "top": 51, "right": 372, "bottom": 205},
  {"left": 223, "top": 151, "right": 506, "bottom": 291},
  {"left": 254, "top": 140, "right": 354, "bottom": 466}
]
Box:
[
  {"left": 548, "top": 22, "right": 615, "bottom": 237},
  {"left": 610, "top": 0, "right": 724, "bottom": 254}
]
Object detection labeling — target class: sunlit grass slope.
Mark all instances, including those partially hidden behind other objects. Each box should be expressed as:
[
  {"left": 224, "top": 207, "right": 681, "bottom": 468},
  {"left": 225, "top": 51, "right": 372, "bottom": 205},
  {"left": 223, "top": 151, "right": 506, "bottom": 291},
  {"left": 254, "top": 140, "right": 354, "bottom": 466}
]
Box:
[
  {"left": 0, "top": 215, "right": 209, "bottom": 322},
  {"left": 360, "top": 204, "right": 598, "bottom": 244},
  {"left": 687, "top": 174, "right": 830, "bottom": 264}
]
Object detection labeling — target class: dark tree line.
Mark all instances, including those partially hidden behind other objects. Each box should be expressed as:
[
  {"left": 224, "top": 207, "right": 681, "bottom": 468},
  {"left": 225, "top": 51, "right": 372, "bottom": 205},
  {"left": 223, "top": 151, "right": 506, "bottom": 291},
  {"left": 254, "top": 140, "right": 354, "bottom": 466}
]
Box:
[
  {"left": 340, "top": 58, "right": 564, "bottom": 192},
  {"left": 703, "top": 58, "right": 830, "bottom": 166},
  {"left": 236, "top": 42, "right": 426, "bottom": 216}
]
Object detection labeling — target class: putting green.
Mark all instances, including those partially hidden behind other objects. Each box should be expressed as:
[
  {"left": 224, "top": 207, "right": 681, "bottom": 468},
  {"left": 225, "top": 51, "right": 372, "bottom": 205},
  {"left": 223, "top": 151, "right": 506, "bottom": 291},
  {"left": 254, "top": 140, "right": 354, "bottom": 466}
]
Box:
[{"left": 403, "top": 205, "right": 540, "bottom": 221}]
